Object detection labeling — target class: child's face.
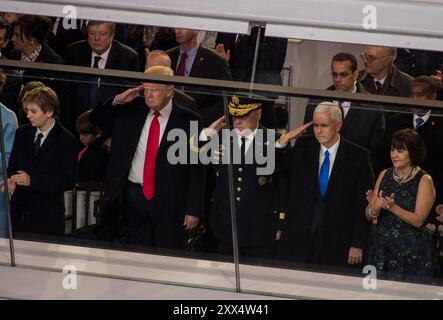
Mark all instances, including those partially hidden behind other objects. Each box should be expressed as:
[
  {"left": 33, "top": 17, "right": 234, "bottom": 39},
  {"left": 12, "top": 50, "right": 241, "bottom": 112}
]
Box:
[
  {"left": 79, "top": 133, "right": 97, "bottom": 146},
  {"left": 24, "top": 102, "right": 53, "bottom": 129}
]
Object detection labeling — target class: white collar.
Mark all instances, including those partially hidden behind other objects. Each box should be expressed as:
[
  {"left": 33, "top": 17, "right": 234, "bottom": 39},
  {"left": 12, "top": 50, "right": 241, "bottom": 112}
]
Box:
[
  {"left": 36, "top": 119, "right": 56, "bottom": 138},
  {"left": 320, "top": 135, "right": 340, "bottom": 157},
  {"left": 92, "top": 44, "right": 112, "bottom": 64},
  {"left": 150, "top": 99, "right": 173, "bottom": 118},
  {"left": 413, "top": 111, "right": 431, "bottom": 124}
]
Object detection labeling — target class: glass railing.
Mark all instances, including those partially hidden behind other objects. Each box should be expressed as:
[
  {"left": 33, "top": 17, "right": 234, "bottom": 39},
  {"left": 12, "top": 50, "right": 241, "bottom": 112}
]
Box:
[{"left": 0, "top": 12, "right": 442, "bottom": 299}]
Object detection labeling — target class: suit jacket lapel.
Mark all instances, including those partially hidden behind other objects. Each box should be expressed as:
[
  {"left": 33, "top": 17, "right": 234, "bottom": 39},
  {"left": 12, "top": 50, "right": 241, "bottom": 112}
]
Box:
[
  {"left": 157, "top": 104, "right": 179, "bottom": 157},
  {"left": 306, "top": 141, "right": 320, "bottom": 195},
  {"left": 341, "top": 107, "right": 357, "bottom": 132},
  {"left": 33, "top": 122, "right": 59, "bottom": 158},
  {"left": 189, "top": 46, "right": 204, "bottom": 77},
  {"left": 326, "top": 139, "right": 348, "bottom": 196}
]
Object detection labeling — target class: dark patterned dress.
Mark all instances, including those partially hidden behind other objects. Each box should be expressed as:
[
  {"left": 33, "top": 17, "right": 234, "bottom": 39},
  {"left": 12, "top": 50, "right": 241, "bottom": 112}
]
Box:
[{"left": 368, "top": 168, "right": 436, "bottom": 281}]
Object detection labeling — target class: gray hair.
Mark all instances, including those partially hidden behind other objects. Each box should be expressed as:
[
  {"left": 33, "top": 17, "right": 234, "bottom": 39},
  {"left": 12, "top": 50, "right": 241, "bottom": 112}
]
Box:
[{"left": 314, "top": 102, "right": 342, "bottom": 122}]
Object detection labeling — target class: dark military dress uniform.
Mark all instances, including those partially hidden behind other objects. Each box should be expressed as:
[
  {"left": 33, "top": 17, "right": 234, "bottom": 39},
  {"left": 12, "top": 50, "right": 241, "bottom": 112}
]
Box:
[{"left": 208, "top": 96, "right": 285, "bottom": 259}]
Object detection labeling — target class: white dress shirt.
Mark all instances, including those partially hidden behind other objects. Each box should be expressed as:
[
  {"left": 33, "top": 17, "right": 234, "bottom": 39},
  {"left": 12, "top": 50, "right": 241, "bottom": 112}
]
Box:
[
  {"left": 319, "top": 136, "right": 340, "bottom": 178},
  {"left": 34, "top": 119, "right": 56, "bottom": 147},
  {"left": 333, "top": 82, "right": 357, "bottom": 118},
  {"left": 128, "top": 100, "right": 173, "bottom": 184},
  {"left": 413, "top": 111, "right": 431, "bottom": 129},
  {"left": 91, "top": 45, "right": 111, "bottom": 69}
]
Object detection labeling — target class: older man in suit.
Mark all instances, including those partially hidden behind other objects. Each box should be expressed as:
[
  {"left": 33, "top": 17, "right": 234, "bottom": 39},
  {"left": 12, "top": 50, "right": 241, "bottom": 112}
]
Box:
[
  {"left": 65, "top": 21, "right": 139, "bottom": 131},
  {"left": 167, "top": 28, "right": 231, "bottom": 127},
  {"left": 91, "top": 66, "right": 204, "bottom": 249},
  {"left": 359, "top": 46, "right": 413, "bottom": 98},
  {"left": 278, "top": 102, "right": 374, "bottom": 267}
]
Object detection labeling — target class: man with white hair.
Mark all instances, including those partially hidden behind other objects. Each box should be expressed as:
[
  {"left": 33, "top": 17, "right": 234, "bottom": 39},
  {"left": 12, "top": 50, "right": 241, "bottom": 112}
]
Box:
[
  {"left": 278, "top": 102, "right": 374, "bottom": 268},
  {"left": 359, "top": 45, "right": 413, "bottom": 97}
]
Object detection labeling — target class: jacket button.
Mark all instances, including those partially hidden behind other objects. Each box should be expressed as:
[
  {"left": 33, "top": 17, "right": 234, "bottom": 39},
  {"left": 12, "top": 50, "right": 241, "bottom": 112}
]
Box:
[
  {"left": 237, "top": 187, "right": 242, "bottom": 192},
  {"left": 238, "top": 177, "right": 242, "bottom": 182},
  {"left": 236, "top": 197, "right": 241, "bottom": 202},
  {"left": 238, "top": 167, "right": 243, "bottom": 173}
]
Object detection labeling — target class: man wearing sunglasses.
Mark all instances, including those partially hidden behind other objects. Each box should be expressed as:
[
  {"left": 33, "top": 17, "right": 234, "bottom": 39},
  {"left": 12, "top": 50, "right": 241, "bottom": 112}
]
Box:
[{"left": 304, "top": 52, "right": 385, "bottom": 163}]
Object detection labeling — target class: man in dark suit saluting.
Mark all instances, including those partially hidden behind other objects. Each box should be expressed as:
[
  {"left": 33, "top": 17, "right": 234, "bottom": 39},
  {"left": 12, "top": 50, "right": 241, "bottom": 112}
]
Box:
[
  {"left": 91, "top": 66, "right": 204, "bottom": 250},
  {"left": 278, "top": 102, "right": 373, "bottom": 268}
]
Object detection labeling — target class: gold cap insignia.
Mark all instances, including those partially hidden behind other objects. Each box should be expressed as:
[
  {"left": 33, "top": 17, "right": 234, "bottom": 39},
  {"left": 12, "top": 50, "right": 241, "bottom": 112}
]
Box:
[{"left": 228, "top": 95, "right": 262, "bottom": 117}]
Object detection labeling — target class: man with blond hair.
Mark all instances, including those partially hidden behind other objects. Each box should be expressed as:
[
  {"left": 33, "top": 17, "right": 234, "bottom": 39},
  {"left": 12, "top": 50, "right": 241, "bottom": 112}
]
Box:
[{"left": 91, "top": 66, "right": 204, "bottom": 249}]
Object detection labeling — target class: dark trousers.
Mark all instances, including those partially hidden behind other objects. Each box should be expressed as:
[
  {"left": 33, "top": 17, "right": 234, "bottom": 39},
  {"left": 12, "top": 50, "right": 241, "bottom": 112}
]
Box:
[
  {"left": 217, "top": 240, "right": 276, "bottom": 260},
  {"left": 124, "top": 181, "right": 157, "bottom": 247}
]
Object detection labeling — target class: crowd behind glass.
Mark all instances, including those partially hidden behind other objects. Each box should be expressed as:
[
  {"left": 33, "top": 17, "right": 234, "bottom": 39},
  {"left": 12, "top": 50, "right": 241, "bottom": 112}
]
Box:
[{"left": 0, "top": 13, "right": 442, "bottom": 285}]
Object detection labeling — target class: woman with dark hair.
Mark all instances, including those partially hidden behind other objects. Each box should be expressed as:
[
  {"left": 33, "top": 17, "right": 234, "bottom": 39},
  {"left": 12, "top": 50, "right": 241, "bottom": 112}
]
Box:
[
  {"left": 10, "top": 15, "right": 63, "bottom": 64},
  {"left": 7, "top": 86, "right": 77, "bottom": 236},
  {"left": 9, "top": 15, "right": 71, "bottom": 128},
  {"left": 365, "top": 129, "right": 437, "bottom": 281}
]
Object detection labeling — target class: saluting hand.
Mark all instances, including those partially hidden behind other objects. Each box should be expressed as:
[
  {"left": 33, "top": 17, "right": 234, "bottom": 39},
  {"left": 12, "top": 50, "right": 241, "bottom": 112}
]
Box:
[
  {"left": 114, "top": 85, "right": 143, "bottom": 104},
  {"left": 278, "top": 121, "right": 313, "bottom": 145}
]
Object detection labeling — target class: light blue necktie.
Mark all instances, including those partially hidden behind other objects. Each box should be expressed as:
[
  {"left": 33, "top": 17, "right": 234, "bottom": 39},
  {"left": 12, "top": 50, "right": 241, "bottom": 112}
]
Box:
[
  {"left": 415, "top": 117, "right": 424, "bottom": 129},
  {"left": 319, "top": 150, "right": 330, "bottom": 198}
]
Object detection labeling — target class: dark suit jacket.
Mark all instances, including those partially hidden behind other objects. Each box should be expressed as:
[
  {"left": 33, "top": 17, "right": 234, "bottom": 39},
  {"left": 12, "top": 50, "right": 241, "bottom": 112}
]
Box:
[
  {"left": 303, "top": 83, "right": 385, "bottom": 156},
  {"left": 216, "top": 27, "right": 288, "bottom": 86},
  {"left": 8, "top": 121, "right": 78, "bottom": 236},
  {"left": 379, "top": 113, "right": 443, "bottom": 204},
  {"left": 209, "top": 127, "right": 283, "bottom": 246},
  {"left": 65, "top": 39, "right": 139, "bottom": 130},
  {"left": 91, "top": 97, "right": 205, "bottom": 248},
  {"left": 167, "top": 45, "right": 232, "bottom": 127},
  {"left": 358, "top": 65, "right": 414, "bottom": 97},
  {"left": 0, "top": 60, "right": 22, "bottom": 114},
  {"left": 278, "top": 136, "right": 373, "bottom": 267},
  {"left": 78, "top": 135, "right": 108, "bottom": 183}
]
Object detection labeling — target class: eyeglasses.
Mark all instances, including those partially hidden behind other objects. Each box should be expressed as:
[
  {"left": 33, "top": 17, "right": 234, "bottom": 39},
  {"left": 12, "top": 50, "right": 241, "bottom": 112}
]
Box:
[
  {"left": 331, "top": 72, "right": 352, "bottom": 79},
  {"left": 360, "top": 53, "right": 392, "bottom": 63}
]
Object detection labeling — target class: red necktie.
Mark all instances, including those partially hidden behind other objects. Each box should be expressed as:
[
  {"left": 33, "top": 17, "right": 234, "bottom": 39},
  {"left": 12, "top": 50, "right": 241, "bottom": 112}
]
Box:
[
  {"left": 176, "top": 52, "right": 187, "bottom": 76},
  {"left": 143, "top": 111, "right": 161, "bottom": 200}
]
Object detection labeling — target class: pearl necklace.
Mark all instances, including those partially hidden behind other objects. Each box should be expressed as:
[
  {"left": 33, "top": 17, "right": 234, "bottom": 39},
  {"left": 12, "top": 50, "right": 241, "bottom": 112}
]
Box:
[{"left": 393, "top": 166, "right": 417, "bottom": 184}]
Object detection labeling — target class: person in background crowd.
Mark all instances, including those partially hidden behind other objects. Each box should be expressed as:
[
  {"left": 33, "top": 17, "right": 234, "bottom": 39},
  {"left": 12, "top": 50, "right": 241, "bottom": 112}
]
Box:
[
  {"left": 304, "top": 52, "right": 385, "bottom": 166},
  {"left": 167, "top": 28, "right": 231, "bottom": 127},
  {"left": 75, "top": 110, "right": 108, "bottom": 183}
]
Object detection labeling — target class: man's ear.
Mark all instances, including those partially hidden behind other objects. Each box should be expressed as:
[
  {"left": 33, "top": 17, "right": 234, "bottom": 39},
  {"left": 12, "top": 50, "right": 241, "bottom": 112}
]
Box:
[{"left": 46, "top": 109, "right": 54, "bottom": 118}]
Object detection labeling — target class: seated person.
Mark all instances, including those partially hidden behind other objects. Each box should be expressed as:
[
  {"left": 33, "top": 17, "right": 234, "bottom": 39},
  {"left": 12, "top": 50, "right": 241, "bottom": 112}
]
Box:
[
  {"left": 7, "top": 86, "right": 77, "bottom": 236},
  {"left": 76, "top": 110, "right": 108, "bottom": 183}
]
